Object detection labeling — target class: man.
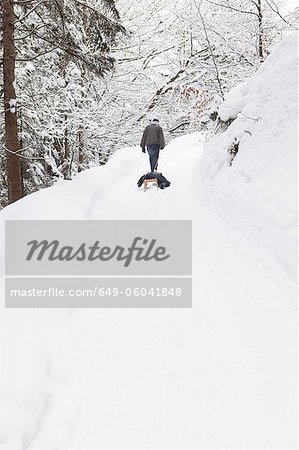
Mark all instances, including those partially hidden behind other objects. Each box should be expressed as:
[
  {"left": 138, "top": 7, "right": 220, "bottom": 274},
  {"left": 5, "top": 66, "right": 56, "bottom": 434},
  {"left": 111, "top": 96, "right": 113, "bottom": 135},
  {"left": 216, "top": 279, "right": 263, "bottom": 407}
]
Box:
[{"left": 140, "top": 118, "right": 165, "bottom": 172}]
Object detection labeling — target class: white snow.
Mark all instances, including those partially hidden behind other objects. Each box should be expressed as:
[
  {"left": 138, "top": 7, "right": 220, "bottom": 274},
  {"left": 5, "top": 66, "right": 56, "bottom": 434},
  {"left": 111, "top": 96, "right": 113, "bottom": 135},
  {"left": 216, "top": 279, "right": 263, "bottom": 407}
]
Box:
[
  {"left": 0, "top": 33, "right": 297, "bottom": 449},
  {"left": 198, "top": 32, "right": 298, "bottom": 283},
  {"left": 24, "top": 63, "right": 35, "bottom": 72},
  {"left": 8, "top": 99, "right": 17, "bottom": 114}
]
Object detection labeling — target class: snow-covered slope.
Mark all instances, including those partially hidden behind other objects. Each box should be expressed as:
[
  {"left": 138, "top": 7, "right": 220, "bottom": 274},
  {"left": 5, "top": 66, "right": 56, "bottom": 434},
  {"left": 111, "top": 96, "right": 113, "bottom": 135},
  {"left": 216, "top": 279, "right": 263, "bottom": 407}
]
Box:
[
  {"left": 0, "top": 33, "right": 297, "bottom": 450},
  {"left": 198, "top": 32, "right": 298, "bottom": 281}
]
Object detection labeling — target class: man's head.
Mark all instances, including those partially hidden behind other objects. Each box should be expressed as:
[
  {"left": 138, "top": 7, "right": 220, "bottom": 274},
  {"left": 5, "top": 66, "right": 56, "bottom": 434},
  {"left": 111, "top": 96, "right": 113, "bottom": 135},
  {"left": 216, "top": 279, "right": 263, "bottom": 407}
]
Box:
[{"left": 152, "top": 118, "right": 159, "bottom": 124}]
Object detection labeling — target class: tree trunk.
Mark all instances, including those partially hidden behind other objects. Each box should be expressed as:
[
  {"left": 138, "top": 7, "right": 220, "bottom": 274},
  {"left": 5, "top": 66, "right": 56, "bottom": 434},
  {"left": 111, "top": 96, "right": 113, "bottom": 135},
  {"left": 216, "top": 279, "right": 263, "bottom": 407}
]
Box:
[
  {"left": 2, "top": 0, "right": 23, "bottom": 203},
  {"left": 78, "top": 126, "right": 84, "bottom": 172},
  {"left": 64, "top": 113, "right": 70, "bottom": 160},
  {"left": 256, "top": 0, "right": 264, "bottom": 61}
]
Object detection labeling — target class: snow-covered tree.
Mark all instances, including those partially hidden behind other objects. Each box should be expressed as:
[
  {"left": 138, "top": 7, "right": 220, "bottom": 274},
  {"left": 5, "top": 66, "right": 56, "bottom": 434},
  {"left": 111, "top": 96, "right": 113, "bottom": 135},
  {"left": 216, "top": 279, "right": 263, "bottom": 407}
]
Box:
[{"left": 1, "top": 0, "right": 125, "bottom": 205}]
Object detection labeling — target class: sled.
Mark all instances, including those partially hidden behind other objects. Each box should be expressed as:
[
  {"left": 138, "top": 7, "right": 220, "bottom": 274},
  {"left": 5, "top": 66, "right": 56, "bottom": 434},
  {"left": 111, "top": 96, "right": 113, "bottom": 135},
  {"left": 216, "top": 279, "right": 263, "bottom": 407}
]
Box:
[
  {"left": 137, "top": 172, "right": 170, "bottom": 190},
  {"left": 143, "top": 178, "right": 159, "bottom": 191}
]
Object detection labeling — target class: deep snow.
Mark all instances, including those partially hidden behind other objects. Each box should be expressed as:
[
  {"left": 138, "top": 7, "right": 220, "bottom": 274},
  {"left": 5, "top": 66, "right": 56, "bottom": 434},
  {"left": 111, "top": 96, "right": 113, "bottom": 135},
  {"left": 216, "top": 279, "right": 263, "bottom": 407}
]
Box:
[
  {"left": 0, "top": 32, "right": 297, "bottom": 449},
  {"left": 199, "top": 32, "right": 298, "bottom": 283}
]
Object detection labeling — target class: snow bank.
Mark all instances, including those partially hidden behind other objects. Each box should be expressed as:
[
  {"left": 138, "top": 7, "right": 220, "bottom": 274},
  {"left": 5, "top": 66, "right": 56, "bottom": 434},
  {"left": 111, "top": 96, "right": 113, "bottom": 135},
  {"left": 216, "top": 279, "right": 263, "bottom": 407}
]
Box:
[{"left": 197, "top": 31, "right": 298, "bottom": 281}]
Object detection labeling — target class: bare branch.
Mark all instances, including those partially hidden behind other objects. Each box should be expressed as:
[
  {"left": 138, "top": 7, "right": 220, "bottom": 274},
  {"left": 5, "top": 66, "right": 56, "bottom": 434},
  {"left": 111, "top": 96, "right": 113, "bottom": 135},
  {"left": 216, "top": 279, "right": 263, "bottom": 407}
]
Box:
[
  {"left": 192, "top": 0, "right": 225, "bottom": 99},
  {"left": 206, "top": 0, "right": 258, "bottom": 17},
  {"left": 263, "top": 0, "right": 291, "bottom": 25},
  {"left": 14, "top": 0, "right": 45, "bottom": 24}
]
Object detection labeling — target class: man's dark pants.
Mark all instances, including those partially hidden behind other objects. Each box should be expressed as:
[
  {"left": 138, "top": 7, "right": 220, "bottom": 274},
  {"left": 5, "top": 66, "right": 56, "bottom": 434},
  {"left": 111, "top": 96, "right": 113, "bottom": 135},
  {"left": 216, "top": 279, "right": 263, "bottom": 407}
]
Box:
[{"left": 147, "top": 144, "right": 160, "bottom": 172}]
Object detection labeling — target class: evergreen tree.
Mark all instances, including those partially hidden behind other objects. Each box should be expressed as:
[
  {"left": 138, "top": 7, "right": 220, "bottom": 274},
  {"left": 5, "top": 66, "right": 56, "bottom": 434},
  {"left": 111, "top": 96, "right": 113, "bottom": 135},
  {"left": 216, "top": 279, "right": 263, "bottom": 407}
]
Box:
[{"left": 1, "top": 0, "right": 125, "bottom": 204}]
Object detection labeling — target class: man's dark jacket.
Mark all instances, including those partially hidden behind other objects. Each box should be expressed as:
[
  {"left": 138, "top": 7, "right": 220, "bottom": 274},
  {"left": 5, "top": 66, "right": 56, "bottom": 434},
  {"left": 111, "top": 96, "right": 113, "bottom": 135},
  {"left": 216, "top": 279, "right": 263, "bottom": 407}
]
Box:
[
  {"left": 140, "top": 124, "right": 165, "bottom": 150},
  {"left": 137, "top": 172, "right": 171, "bottom": 189}
]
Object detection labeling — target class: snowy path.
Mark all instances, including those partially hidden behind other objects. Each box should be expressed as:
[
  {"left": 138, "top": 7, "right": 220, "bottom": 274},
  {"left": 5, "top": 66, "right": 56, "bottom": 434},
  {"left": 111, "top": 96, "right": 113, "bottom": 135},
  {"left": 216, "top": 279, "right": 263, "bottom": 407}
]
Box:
[{"left": 0, "top": 133, "right": 297, "bottom": 449}]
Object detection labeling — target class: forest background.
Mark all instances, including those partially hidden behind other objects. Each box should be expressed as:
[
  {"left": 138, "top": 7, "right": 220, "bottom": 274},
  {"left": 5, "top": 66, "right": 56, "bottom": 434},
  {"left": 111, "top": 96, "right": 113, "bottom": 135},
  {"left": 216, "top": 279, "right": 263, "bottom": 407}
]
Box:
[{"left": 0, "top": 0, "right": 297, "bottom": 207}]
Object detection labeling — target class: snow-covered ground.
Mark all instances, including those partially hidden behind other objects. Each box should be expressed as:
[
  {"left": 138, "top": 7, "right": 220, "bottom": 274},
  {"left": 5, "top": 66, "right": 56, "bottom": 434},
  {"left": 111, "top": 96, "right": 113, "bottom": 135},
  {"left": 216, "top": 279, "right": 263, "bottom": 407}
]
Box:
[{"left": 0, "top": 32, "right": 297, "bottom": 449}]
